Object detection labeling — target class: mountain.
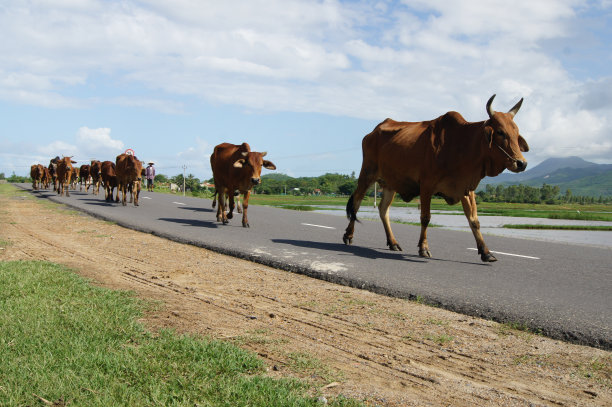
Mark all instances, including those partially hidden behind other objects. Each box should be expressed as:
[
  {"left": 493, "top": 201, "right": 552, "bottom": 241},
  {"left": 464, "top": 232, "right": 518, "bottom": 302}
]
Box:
[{"left": 480, "top": 156, "right": 612, "bottom": 197}]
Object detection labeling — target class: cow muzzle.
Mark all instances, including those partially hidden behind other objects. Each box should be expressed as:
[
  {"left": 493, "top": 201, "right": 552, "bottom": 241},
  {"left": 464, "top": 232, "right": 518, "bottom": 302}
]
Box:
[
  {"left": 251, "top": 178, "right": 261, "bottom": 185},
  {"left": 515, "top": 160, "right": 527, "bottom": 172}
]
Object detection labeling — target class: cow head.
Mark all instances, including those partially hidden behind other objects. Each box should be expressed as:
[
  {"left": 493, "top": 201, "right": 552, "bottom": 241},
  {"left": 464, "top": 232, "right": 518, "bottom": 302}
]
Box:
[
  {"left": 233, "top": 151, "right": 276, "bottom": 185},
  {"left": 484, "top": 94, "right": 529, "bottom": 173}
]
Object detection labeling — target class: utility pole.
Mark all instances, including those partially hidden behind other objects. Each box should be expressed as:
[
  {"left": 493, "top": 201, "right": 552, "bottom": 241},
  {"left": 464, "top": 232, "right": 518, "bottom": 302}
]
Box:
[{"left": 182, "top": 165, "right": 186, "bottom": 197}]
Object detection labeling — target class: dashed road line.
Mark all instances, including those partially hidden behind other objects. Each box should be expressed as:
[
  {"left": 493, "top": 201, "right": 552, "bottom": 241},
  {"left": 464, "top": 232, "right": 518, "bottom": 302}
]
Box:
[
  {"left": 468, "top": 248, "right": 540, "bottom": 260},
  {"left": 172, "top": 201, "right": 186, "bottom": 205},
  {"left": 301, "top": 223, "right": 336, "bottom": 230}
]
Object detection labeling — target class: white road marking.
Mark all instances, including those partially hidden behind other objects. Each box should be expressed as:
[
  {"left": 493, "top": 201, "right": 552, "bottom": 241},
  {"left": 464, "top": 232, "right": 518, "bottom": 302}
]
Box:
[
  {"left": 301, "top": 223, "right": 336, "bottom": 230},
  {"left": 141, "top": 196, "right": 152, "bottom": 199},
  {"left": 467, "top": 248, "right": 540, "bottom": 260},
  {"left": 172, "top": 201, "right": 186, "bottom": 205}
]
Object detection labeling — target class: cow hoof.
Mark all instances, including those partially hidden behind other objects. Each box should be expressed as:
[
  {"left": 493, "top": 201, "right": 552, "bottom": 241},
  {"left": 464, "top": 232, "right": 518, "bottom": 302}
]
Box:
[
  {"left": 481, "top": 253, "right": 497, "bottom": 262},
  {"left": 227, "top": 212, "right": 233, "bottom": 219},
  {"left": 342, "top": 234, "right": 352, "bottom": 245},
  {"left": 419, "top": 248, "right": 432, "bottom": 258},
  {"left": 388, "top": 243, "right": 402, "bottom": 251},
  {"left": 243, "top": 223, "right": 249, "bottom": 228}
]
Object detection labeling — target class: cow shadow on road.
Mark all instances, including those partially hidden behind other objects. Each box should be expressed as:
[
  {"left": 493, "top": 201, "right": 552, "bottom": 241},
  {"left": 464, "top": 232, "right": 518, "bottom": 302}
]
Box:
[
  {"left": 271, "top": 238, "right": 427, "bottom": 262},
  {"left": 178, "top": 206, "right": 214, "bottom": 213},
  {"left": 158, "top": 217, "right": 219, "bottom": 228}
]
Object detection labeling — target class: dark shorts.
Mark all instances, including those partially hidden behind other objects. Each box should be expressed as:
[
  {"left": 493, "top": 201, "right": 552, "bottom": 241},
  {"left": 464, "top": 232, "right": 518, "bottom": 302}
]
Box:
[{"left": 147, "top": 179, "right": 153, "bottom": 187}]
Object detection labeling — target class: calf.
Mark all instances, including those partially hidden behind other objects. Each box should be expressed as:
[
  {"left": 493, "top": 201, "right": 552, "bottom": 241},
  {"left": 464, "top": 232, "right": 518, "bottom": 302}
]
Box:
[
  {"left": 210, "top": 142, "right": 276, "bottom": 227},
  {"left": 115, "top": 154, "right": 143, "bottom": 206},
  {"left": 48, "top": 156, "right": 60, "bottom": 191}
]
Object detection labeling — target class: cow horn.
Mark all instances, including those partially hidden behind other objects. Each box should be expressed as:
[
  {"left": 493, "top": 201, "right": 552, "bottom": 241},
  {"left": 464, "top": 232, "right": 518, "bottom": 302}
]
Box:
[
  {"left": 486, "top": 94, "right": 496, "bottom": 119},
  {"left": 241, "top": 151, "right": 249, "bottom": 157},
  {"left": 508, "top": 98, "right": 523, "bottom": 118},
  {"left": 261, "top": 151, "right": 267, "bottom": 157}
]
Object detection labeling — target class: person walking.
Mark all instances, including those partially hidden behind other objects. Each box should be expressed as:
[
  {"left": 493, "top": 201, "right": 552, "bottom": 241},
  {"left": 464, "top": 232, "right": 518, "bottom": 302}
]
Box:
[{"left": 146, "top": 162, "right": 155, "bottom": 192}]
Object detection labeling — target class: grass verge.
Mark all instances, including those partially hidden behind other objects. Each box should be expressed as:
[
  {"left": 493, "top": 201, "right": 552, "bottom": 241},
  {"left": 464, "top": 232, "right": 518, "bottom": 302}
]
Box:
[{"left": 0, "top": 260, "right": 360, "bottom": 406}]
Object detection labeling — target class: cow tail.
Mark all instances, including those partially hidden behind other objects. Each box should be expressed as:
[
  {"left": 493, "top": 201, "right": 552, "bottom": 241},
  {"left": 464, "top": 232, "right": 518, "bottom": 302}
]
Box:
[{"left": 346, "top": 194, "right": 358, "bottom": 222}]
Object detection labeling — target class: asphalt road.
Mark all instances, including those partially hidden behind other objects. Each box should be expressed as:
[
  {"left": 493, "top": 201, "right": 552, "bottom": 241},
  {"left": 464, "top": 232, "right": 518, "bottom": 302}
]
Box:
[{"left": 18, "top": 185, "right": 612, "bottom": 350}]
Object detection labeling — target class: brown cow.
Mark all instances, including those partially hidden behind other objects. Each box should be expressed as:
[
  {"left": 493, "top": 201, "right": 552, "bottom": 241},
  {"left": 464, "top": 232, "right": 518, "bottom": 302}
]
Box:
[
  {"left": 30, "top": 164, "right": 43, "bottom": 190},
  {"left": 343, "top": 95, "right": 529, "bottom": 262},
  {"left": 79, "top": 164, "right": 91, "bottom": 191},
  {"left": 210, "top": 142, "right": 276, "bottom": 227},
  {"left": 56, "top": 157, "right": 77, "bottom": 197},
  {"left": 115, "top": 154, "right": 143, "bottom": 206},
  {"left": 89, "top": 160, "right": 102, "bottom": 195},
  {"left": 100, "top": 160, "right": 119, "bottom": 202}
]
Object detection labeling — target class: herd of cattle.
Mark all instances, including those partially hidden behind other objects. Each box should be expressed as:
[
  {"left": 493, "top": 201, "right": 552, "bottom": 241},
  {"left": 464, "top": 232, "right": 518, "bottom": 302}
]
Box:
[
  {"left": 28, "top": 95, "right": 529, "bottom": 262},
  {"left": 30, "top": 153, "right": 144, "bottom": 206}
]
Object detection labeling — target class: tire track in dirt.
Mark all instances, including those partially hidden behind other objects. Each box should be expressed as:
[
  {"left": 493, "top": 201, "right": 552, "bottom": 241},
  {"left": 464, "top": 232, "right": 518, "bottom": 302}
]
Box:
[{"left": 1, "top": 192, "right": 610, "bottom": 406}]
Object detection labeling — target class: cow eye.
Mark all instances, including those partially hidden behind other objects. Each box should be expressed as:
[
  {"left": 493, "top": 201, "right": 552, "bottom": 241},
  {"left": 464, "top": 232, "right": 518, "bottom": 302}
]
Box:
[{"left": 496, "top": 130, "right": 506, "bottom": 138}]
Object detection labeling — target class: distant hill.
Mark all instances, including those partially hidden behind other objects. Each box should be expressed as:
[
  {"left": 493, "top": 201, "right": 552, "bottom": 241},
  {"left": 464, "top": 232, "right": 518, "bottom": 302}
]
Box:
[{"left": 480, "top": 156, "right": 612, "bottom": 197}]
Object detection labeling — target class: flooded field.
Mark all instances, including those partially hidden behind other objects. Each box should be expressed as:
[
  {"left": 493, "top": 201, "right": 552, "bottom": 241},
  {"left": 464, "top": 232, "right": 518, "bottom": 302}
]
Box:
[{"left": 312, "top": 205, "right": 612, "bottom": 249}]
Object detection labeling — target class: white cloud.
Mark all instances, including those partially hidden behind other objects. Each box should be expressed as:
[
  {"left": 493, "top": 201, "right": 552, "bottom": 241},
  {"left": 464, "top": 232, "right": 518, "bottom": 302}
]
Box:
[{"left": 0, "top": 0, "right": 611, "bottom": 169}]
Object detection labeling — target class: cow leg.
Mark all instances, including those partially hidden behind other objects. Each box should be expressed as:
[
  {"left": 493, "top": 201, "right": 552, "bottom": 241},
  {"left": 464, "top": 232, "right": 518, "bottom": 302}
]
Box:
[
  {"left": 134, "top": 182, "right": 140, "bottom": 206},
  {"left": 227, "top": 193, "right": 235, "bottom": 220},
  {"left": 461, "top": 191, "right": 496, "bottom": 262},
  {"left": 241, "top": 190, "right": 250, "bottom": 228},
  {"left": 343, "top": 168, "right": 377, "bottom": 245},
  {"left": 379, "top": 188, "right": 401, "bottom": 251},
  {"left": 417, "top": 191, "right": 432, "bottom": 258}
]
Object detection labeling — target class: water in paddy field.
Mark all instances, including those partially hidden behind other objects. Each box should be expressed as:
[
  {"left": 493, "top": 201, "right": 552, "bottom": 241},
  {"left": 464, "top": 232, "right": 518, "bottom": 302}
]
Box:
[{"left": 311, "top": 205, "right": 612, "bottom": 249}]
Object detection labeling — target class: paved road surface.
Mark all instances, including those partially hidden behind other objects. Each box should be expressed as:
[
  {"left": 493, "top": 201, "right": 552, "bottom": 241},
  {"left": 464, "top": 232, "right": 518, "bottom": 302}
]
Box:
[{"left": 18, "top": 185, "right": 612, "bottom": 349}]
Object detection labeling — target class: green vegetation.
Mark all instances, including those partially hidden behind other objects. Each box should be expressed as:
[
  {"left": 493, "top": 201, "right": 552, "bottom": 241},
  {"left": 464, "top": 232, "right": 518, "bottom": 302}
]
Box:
[
  {"left": 503, "top": 224, "right": 612, "bottom": 231},
  {"left": 0, "top": 261, "right": 360, "bottom": 407}
]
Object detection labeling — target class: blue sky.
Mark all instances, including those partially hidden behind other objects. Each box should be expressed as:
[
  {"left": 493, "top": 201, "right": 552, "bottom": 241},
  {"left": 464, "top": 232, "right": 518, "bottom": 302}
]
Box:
[{"left": 1, "top": 0, "right": 611, "bottom": 180}]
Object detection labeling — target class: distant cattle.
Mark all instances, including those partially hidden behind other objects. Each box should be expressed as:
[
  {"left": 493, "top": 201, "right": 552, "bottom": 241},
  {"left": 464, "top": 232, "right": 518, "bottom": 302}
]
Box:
[
  {"left": 100, "top": 160, "right": 119, "bottom": 202},
  {"left": 30, "top": 164, "right": 44, "bottom": 190},
  {"left": 210, "top": 142, "right": 276, "bottom": 227},
  {"left": 115, "top": 154, "right": 143, "bottom": 206},
  {"left": 70, "top": 166, "right": 80, "bottom": 190},
  {"left": 343, "top": 95, "right": 529, "bottom": 262},
  {"left": 89, "top": 160, "right": 102, "bottom": 195},
  {"left": 56, "top": 157, "right": 77, "bottom": 197},
  {"left": 48, "top": 156, "right": 60, "bottom": 191},
  {"left": 79, "top": 164, "right": 91, "bottom": 191},
  {"left": 42, "top": 167, "right": 51, "bottom": 189}
]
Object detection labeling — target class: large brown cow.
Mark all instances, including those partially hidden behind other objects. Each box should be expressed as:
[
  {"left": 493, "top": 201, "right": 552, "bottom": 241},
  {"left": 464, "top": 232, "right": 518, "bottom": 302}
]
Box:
[
  {"left": 70, "top": 166, "right": 80, "bottom": 190},
  {"left": 100, "top": 161, "right": 119, "bottom": 202},
  {"left": 115, "top": 154, "right": 143, "bottom": 206},
  {"left": 30, "top": 164, "right": 43, "bottom": 190},
  {"left": 79, "top": 164, "right": 91, "bottom": 191},
  {"left": 56, "top": 157, "right": 77, "bottom": 197},
  {"left": 210, "top": 142, "right": 276, "bottom": 227},
  {"left": 343, "top": 95, "right": 529, "bottom": 262},
  {"left": 89, "top": 160, "right": 102, "bottom": 195}
]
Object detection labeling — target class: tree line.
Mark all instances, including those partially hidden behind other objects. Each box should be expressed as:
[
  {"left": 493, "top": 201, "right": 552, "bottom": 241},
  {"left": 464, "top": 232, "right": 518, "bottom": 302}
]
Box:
[{"left": 4, "top": 170, "right": 609, "bottom": 204}]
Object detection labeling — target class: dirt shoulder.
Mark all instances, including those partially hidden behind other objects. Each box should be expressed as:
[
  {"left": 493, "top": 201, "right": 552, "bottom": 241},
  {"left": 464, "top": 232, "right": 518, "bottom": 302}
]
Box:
[{"left": 1, "top": 189, "right": 611, "bottom": 406}]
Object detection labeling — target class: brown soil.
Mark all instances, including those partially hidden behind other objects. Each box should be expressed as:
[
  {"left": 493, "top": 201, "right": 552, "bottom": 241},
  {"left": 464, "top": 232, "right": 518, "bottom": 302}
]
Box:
[{"left": 1, "top": 189, "right": 611, "bottom": 406}]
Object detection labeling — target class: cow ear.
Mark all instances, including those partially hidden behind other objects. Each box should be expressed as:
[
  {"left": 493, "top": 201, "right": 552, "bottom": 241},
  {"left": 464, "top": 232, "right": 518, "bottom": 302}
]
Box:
[
  {"left": 263, "top": 160, "right": 276, "bottom": 170},
  {"left": 485, "top": 126, "right": 494, "bottom": 148},
  {"left": 518, "top": 135, "right": 529, "bottom": 152},
  {"left": 233, "top": 159, "right": 245, "bottom": 168},
  {"left": 71, "top": 160, "right": 77, "bottom": 164}
]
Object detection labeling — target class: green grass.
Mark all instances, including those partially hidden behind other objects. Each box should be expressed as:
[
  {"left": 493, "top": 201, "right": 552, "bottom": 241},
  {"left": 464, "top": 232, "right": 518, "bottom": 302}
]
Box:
[
  {"left": 503, "top": 224, "right": 612, "bottom": 231},
  {"left": 0, "top": 261, "right": 361, "bottom": 407}
]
